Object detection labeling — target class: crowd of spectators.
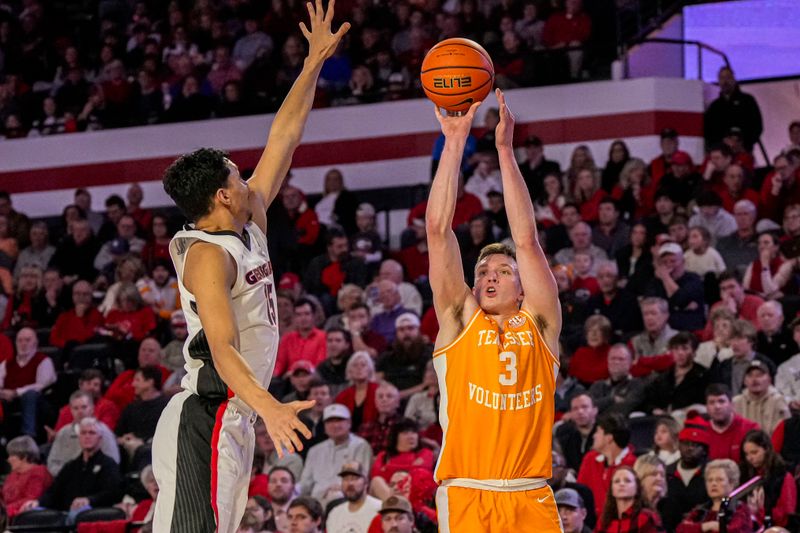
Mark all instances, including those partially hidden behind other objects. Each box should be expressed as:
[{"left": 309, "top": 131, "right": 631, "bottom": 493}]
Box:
[
  {"left": 0, "top": 28, "right": 799, "bottom": 533},
  {"left": 0, "top": 0, "right": 611, "bottom": 138}
]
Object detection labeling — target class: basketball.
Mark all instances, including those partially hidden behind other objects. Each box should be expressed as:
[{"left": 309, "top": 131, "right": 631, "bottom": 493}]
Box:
[{"left": 421, "top": 38, "right": 495, "bottom": 114}]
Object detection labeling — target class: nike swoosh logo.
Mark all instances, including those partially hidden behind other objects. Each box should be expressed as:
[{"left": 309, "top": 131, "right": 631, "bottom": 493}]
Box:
[{"left": 537, "top": 495, "right": 551, "bottom": 503}]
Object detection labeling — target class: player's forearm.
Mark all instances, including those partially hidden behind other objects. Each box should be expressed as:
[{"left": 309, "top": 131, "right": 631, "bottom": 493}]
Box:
[
  {"left": 497, "top": 145, "right": 537, "bottom": 245},
  {"left": 426, "top": 138, "right": 465, "bottom": 234},
  {"left": 213, "top": 344, "right": 280, "bottom": 412},
  {"left": 269, "top": 58, "right": 324, "bottom": 147}
]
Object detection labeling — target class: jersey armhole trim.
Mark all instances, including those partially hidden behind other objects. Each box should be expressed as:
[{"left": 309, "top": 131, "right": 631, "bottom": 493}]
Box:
[
  {"left": 519, "top": 309, "right": 560, "bottom": 367},
  {"left": 432, "top": 308, "right": 482, "bottom": 359}
]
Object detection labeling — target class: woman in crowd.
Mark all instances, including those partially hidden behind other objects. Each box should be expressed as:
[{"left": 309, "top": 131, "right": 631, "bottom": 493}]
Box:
[
  {"left": 1, "top": 436, "right": 52, "bottom": 519},
  {"left": 98, "top": 254, "right": 147, "bottom": 315},
  {"left": 612, "top": 158, "right": 653, "bottom": 221},
  {"left": 647, "top": 417, "right": 680, "bottom": 466},
  {"left": 602, "top": 139, "right": 631, "bottom": 192},
  {"left": 696, "top": 308, "right": 735, "bottom": 367},
  {"left": 140, "top": 214, "right": 173, "bottom": 271},
  {"left": 129, "top": 464, "right": 158, "bottom": 525},
  {"left": 596, "top": 465, "right": 663, "bottom": 533},
  {"left": 565, "top": 144, "right": 597, "bottom": 191},
  {"left": 742, "top": 232, "right": 796, "bottom": 299},
  {"left": 572, "top": 168, "right": 604, "bottom": 223},
  {"left": 534, "top": 172, "right": 567, "bottom": 228},
  {"left": 677, "top": 459, "right": 753, "bottom": 533},
  {"left": 739, "top": 430, "right": 797, "bottom": 529},
  {"left": 568, "top": 315, "right": 612, "bottom": 385},
  {"left": 1, "top": 264, "right": 43, "bottom": 330},
  {"left": 334, "top": 350, "right": 379, "bottom": 431},
  {"left": 370, "top": 418, "right": 434, "bottom": 484},
  {"left": 615, "top": 222, "right": 654, "bottom": 295},
  {"left": 324, "top": 283, "right": 364, "bottom": 329},
  {"left": 634, "top": 454, "right": 683, "bottom": 531}
]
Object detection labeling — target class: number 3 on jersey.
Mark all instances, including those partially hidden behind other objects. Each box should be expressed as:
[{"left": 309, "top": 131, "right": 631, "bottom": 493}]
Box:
[
  {"left": 264, "top": 282, "right": 277, "bottom": 326},
  {"left": 499, "top": 351, "right": 517, "bottom": 386}
]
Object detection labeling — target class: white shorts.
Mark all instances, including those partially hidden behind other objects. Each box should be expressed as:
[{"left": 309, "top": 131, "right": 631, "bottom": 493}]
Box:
[{"left": 152, "top": 390, "right": 256, "bottom": 533}]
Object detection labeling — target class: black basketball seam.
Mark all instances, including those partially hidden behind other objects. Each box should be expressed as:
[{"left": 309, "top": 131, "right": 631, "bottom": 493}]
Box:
[
  {"left": 423, "top": 41, "right": 493, "bottom": 68},
  {"left": 422, "top": 73, "right": 494, "bottom": 97}
]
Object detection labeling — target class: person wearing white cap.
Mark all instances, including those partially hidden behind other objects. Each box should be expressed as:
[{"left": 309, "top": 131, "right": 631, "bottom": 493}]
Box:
[
  {"left": 645, "top": 241, "right": 706, "bottom": 332},
  {"left": 375, "top": 313, "right": 432, "bottom": 399},
  {"left": 299, "top": 403, "right": 373, "bottom": 504}
]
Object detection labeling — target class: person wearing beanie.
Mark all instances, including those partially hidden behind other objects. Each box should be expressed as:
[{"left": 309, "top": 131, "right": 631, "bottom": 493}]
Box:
[{"left": 665, "top": 415, "right": 711, "bottom": 523}]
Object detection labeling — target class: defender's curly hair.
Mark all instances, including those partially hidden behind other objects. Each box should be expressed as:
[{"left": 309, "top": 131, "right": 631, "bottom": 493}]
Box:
[{"left": 162, "top": 148, "right": 231, "bottom": 222}]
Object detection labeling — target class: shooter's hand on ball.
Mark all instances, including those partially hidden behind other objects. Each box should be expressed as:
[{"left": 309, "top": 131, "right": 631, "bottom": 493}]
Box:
[{"left": 434, "top": 101, "right": 481, "bottom": 140}]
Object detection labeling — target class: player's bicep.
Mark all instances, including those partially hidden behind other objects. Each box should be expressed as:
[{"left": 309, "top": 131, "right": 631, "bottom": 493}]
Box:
[
  {"left": 184, "top": 243, "right": 240, "bottom": 355},
  {"left": 427, "top": 230, "right": 471, "bottom": 318},
  {"left": 516, "top": 240, "right": 561, "bottom": 343}
]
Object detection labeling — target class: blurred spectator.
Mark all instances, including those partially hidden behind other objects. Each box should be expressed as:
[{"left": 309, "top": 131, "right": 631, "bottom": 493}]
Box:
[
  {"left": 612, "top": 158, "right": 654, "bottom": 222},
  {"left": 336, "top": 351, "right": 379, "bottom": 431},
  {"left": 104, "top": 337, "right": 171, "bottom": 412},
  {"left": 268, "top": 466, "right": 297, "bottom": 532},
  {"left": 520, "top": 135, "right": 561, "bottom": 201},
  {"left": 283, "top": 360, "right": 315, "bottom": 402},
  {"left": 541, "top": 0, "right": 591, "bottom": 80},
  {"left": 592, "top": 198, "right": 629, "bottom": 257},
  {"left": 369, "top": 281, "right": 413, "bottom": 345},
  {"left": 207, "top": 45, "right": 242, "bottom": 95},
  {"left": 314, "top": 169, "right": 359, "bottom": 235},
  {"left": 601, "top": 140, "right": 630, "bottom": 193},
  {"left": 377, "top": 495, "right": 417, "bottom": 533},
  {"left": 275, "top": 298, "right": 326, "bottom": 377},
  {"left": 2, "top": 264, "right": 43, "bottom": 330},
  {"left": 657, "top": 151, "right": 702, "bottom": 209},
  {"left": 646, "top": 332, "right": 707, "bottom": 414},
  {"left": 676, "top": 459, "right": 752, "bottom": 533},
  {"left": 316, "top": 328, "right": 354, "bottom": 395},
  {"left": 349, "top": 204, "right": 383, "bottom": 272},
  {"left": 344, "top": 303, "right": 387, "bottom": 359},
  {"left": 554, "top": 221, "right": 608, "bottom": 268},
  {"left": 326, "top": 461, "right": 381, "bottom": 533},
  {"left": 396, "top": 219, "right": 430, "bottom": 284},
  {"left": 13, "top": 221, "right": 55, "bottom": 279},
  {"left": 586, "top": 261, "right": 642, "bottom": 338},
  {"left": 572, "top": 168, "right": 605, "bottom": 223},
  {"left": 100, "top": 282, "right": 158, "bottom": 346},
  {"left": 49, "top": 218, "right": 100, "bottom": 282},
  {"left": 533, "top": 173, "right": 567, "bottom": 230},
  {"left": 720, "top": 164, "right": 759, "bottom": 214},
  {"left": 668, "top": 216, "right": 689, "bottom": 251},
  {"left": 646, "top": 242, "right": 705, "bottom": 331},
  {"left": 0, "top": 327, "right": 56, "bottom": 438},
  {"left": 376, "top": 313, "right": 430, "bottom": 397},
  {"left": 53, "top": 368, "right": 119, "bottom": 432},
  {"left": 370, "top": 414, "right": 434, "bottom": 484},
  {"left": 705, "top": 383, "right": 759, "bottom": 462},
  {"left": 577, "top": 412, "right": 636, "bottom": 518},
  {"left": 2, "top": 435, "right": 52, "bottom": 518},
  {"left": 47, "top": 391, "right": 119, "bottom": 476},
  {"left": 161, "top": 310, "right": 187, "bottom": 372},
  {"left": 665, "top": 416, "right": 711, "bottom": 525},
  {"left": 304, "top": 229, "right": 369, "bottom": 306},
  {"left": 701, "top": 272, "right": 762, "bottom": 342},
  {"left": 733, "top": 360, "right": 790, "bottom": 433},
  {"left": 739, "top": 430, "right": 797, "bottom": 529},
  {"left": 743, "top": 232, "right": 796, "bottom": 299},
  {"left": 568, "top": 315, "right": 612, "bottom": 385},
  {"left": 300, "top": 403, "right": 373, "bottom": 503},
  {"left": 555, "top": 488, "right": 592, "bottom": 533},
  {"left": 615, "top": 223, "right": 654, "bottom": 295},
  {"left": 775, "top": 317, "right": 800, "bottom": 410},
  {"left": 233, "top": 16, "right": 274, "bottom": 71},
  {"left": 760, "top": 154, "right": 800, "bottom": 222},
  {"left": 74, "top": 189, "right": 103, "bottom": 234},
  {"left": 756, "top": 300, "right": 797, "bottom": 366},
  {"left": 688, "top": 191, "right": 736, "bottom": 242},
  {"left": 595, "top": 466, "right": 663, "bottom": 533},
  {"left": 631, "top": 298, "right": 676, "bottom": 358},
  {"left": 646, "top": 417, "right": 681, "bottom": 467},
  {"left": 368, "top": 259, "right": 423, "bottom": 317},
  {"left": 644, "top": 191, "right": 677, "bottom": 239},
  {"left": 587, "top": 344, "right": 645, "bottom": 416},
  {"left": 649, "top": 128, "right": 684, "bottom": 184},
  {"left": 244, "top": 495, "right": 276, "bottom": 533},
  {"left": 21, "top": 417, "right": 123, "bottom": 512},
  {"left": 556, "top": 392, "right": 598, "bottom": 472},
  {"left": 708, "top": 319, "right": 775, "bottom": 396},
  {"left": 254, "top": 418, "right": 303, "bottom": 480},
  {"left": 300, "top": 378, "right": 334, "bottom": 453},
  {"left": 138, "top": 258, "right": 180, "bottom": 321},
  {"left": 0, "top": 191, "right": 31, "bottom": 248},
  {"left": 404, "top": 360, "right": 439, "bottom": 434},
  {"left": 131, "top": 70, "right": 164, "bottom": 126},
  {"left": 115, "top": 366, "right": 169, "bottom": 466},
  {"left": 683, "top": 226, "right": 726, "bottom": 277},
  {"left": 704, "top": 66, "right": 763, "bottom": 151}
]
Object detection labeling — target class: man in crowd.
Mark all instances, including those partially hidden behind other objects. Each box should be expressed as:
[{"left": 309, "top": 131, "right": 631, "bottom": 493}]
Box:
[
  {"left": 647, "top": 242, "right": 705, "bottom": 332},
  {"left": 275, "top": 298, "right": 327, "bottom": 377},
  {"left": 704, "top": 66, "right": 763, "bottom": 151},
  {"left": 358, "top": 381, "right": 402, "bottom": 453},
  {"left": 761, "top": 153, "right": 800, "bottom": 221},
  {"left": 546, "top": 202, "right": 582, "bottom": 254},
  {"left": 587, "top": 344, "right": 645, "bottom": 416},
  {"left": 369, "top": 280, "right": 414, "bottom": 344},
  {"left": 556, "top": 393, "right": 598, "bottom": 472},
  {"left": 708, "top": 319, "right": 775, "bottom": 395},
  {"left": 369, "top": 259, "right": 423, "bottom": 316},
  {"left": 47, "top": 391, "right": 119, "bottom": 476},
  {"left": 300, "top": 403, "right": 373, "bottom": 503},
  {"left": 776, "top": 317, "right": 800, "bottom": 411},
  {"left": 645, "top": 332, "right": 708, "bottom": 414},
  {"left": 300, "top": 378, "right": 334, "bottom": 454},
  {"left": 316, "top": 328, "right": 353, "bottom": 396},
  {"left": 520, "top": 134, "right": 560, "bottom": 200},
  {"left": 268, "top": 466, "right": 297, "bottom": 533},
  {"left": 287, "top": 497, "right": 325, "bottom": 533},
  {"left": 14, "top": 221, "right": 55, "bottom": 279},
  {"left": 254, "top": 418, "right": 303, "bottom": 480},
  {"left": 554, "top": 221, "right": 607, "bottom": 268},
  {"left": 53, "top": 368, "right": 119, "bottom": 432},
  {"left": 376, "top": 313, "right": 431, "bottom": 398},
  {"left": 576, "top": 413, "right": 636, "bottom": 518},
  {"left": 0, "top": 327, "right": 56, "bottom": 438},
  {"left": 586, "top": 261, "right": 642, "bottom": 339},
  {"left": 21, "top": 417, "right": 123, "bottom": 513},
  {"left": 304, "top": 230, "right": 369, "bottom": 309},
  {"left": 631, "top": 298, "right": 676, "bottom": 358},
  {"left": 591, "top": 198, "right": 629, "bottom": 257},
  {"left": 702, "top": 271, "right": 763, "bottom": 339},
  {"left": 665, "top": 416, "right": 710, "bottom": 524},
  {"left": 94, "top": 214, "right": 145, "bottom": 271},
  {"left": 656, "top": 150, "right": 702, "bottom": 207},
  {"left": 733, "top": 359, "right": 790, "bottom": 433},
  {"left": 649, "top": 128, "right": 681, "bottom": 183},
  {"left": 344, "top": 302, "right": 387, "bottom": 359},
  {"left": 717, "top": 199, "right": 759, "bottom": 276},
  {"left": 706, "top": 383, "right": 759, "bottom": 461},
  {"left": 378, "top": 495, "right": 417, "bottom": 533},
  {"left": 325, "top": 461, "right": 381, "bottom": 533},
  {"left": 49, "top": 280, "right": 104, "bottom": 353},
  {"left": 756, "top": 300, "right": 797, "bottom": 366},
  {"left": 555, "top": 488, "right": 592, "bottom": 533},
  {"left": 115, "top": 366, "right": 170, "bottom": 468}
]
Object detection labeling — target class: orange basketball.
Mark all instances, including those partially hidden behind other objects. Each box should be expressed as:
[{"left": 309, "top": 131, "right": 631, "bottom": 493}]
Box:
[{"left": 420, "top": 38, "right": 494, "bottom": 114}]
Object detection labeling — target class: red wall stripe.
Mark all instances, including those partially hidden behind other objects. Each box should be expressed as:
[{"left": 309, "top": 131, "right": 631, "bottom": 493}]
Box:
[{"left": 0, "top": 110, "right": 702, "bottom": 194}]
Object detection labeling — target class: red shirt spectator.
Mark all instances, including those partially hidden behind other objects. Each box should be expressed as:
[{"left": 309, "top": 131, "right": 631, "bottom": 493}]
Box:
[
  {"left": 0, "top": 332, "right": 12, "bottom": 363},
  {"left": 394, "top": 244, "right": 429, "bottom": 283},
  {"left": 759, "top": 156, "right": 800, "bottom": 221},
  {"left": 274, "top": 328, "right": 326, "bottom": 377},
  {"left": 336, "top": 381, "right": 379, "bottom": 431},
  {"left": 54, "top": 396, "right": 119, "bottom": 432},
  {"left": 752, "top": 471, "right": 796, "bottom": 528},
  {"left": 420, "top": 306, "right": 439, "bottom": 343},
  {"left": 568, "top": 343, "right": 610, "bottom": 385},
  {"left": 596, "top": 507, "right": 662, "bottom": 533},
  {"left": 701, "top": 293, "right": 763, "bottom": 341},
  {"left": 104, "top": 365, "right": 171, "bottom": 412},
  {"left": 2, "top": 462, "right": 52, "bottom": 518},
  {"left": 718, "top": 187, "right": 759, "bottom": 217},
  {"left": 103, "top": 305, "right": 157, "bottom": 342},
  {"left": 370, "top": 448, "right": 434, "bottom": 482},
  {"left": 707, "top": 414, "right": 759, "bottom": 462},
  {"left": 282, "top": 187, "right": 320, "bottom": 246},
  {"left": 542, "top": 6, "right": 591, "bottom": 48},
  {"left": 577, "top": 188, "right": 605, "bottom": 223},
  {"left": 577, "top": 446, "right": 636, "bottom": 518},
  {"left": 50, "top": 306, "right": 103, "bottom": 348}
]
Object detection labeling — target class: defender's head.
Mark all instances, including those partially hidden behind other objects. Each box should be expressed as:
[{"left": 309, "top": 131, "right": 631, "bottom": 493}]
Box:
[
  {"left": 472, "top": 243, "right": 523, "bottom": 314},
  {"left": 162, "top": 148, "right": 252, "bottom": 224}
]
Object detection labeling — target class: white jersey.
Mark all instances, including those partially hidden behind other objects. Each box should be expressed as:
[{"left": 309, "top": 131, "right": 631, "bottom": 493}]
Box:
[{"left": 169, "top": 222, "right": 279, "bottom": 408}]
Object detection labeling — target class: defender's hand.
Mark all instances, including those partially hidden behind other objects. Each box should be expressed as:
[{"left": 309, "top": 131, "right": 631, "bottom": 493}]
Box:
[
  {"left": 259, "top": 399, "right": 315, "bottom": 457},
  {"left": 434, "top": 101, "right": 481, "bottom": 140},
  {"left": 494, "top": 89, "right": 516, "bottom": 148},
  {"left": 300, "top": 0, "right": 350, "bottom": 64}
]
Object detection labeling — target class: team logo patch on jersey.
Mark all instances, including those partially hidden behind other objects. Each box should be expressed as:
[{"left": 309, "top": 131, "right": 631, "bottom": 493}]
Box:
[{"left": 508, "top": 315, "right": 526, "bottom": 328}]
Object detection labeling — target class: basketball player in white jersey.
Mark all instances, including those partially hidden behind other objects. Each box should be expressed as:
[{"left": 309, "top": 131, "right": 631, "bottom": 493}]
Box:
[{"left": 151, "top": 3, "right": 349, "bottom": 531}]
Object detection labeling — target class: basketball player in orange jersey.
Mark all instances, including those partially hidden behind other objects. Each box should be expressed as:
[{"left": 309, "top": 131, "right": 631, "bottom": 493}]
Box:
[{"left": 426, "top": 88, "right": 563, "bottom": 532}]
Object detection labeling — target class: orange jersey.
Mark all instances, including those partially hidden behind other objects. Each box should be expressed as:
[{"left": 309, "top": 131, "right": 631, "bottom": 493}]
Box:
[{"left": 433, "top": 308, "right": 559, "bottom": 482}]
